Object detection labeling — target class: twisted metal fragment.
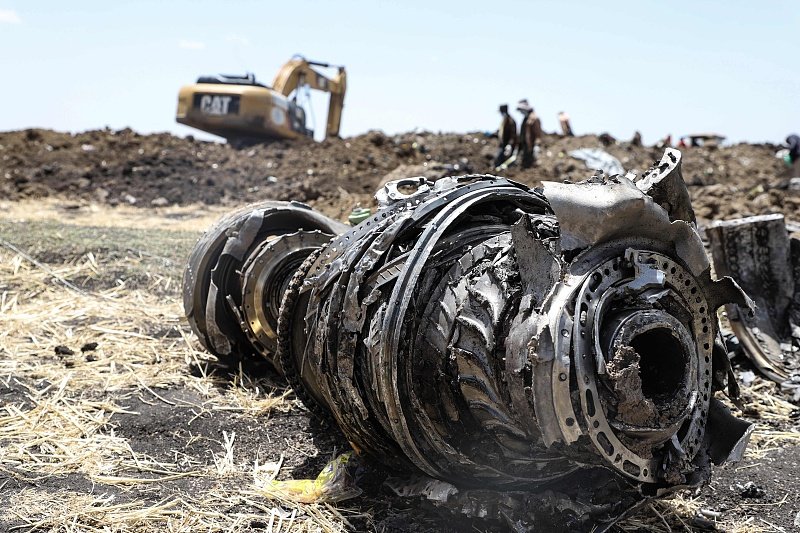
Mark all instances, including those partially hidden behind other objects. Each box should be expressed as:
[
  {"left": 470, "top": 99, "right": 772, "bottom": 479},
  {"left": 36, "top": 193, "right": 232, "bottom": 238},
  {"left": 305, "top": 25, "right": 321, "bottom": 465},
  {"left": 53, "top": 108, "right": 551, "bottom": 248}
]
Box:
[{"left": 708, "top": 214, "right": 800, "bottom": 385}]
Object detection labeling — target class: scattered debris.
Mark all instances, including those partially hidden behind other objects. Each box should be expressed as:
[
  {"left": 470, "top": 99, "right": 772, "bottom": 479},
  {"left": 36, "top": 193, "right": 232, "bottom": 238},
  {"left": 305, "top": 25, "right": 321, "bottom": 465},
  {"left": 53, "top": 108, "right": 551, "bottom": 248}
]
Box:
[
  {"left": 1, "top": 128, "right": 791, "bottom": 226},
  {"left": 54, "top": 345, "right": 74, "bottom": 356},
  {"left": 739, "top": 370, "right": 756, "bottom": 385},
  {"left": 737, "top": 481, "right": 766, "bottom": 499},
  {"left": 568, "top": 147, "right": 625, "bottom": 176},
  {"left": 347, "top": 205, "right": 371, "bottom": 225},
  {"left": 385, "top": 476, "right": 459, "bottom": 502},
  {"left": 699, "top": 509, "right": 722, "bottom": 519},
  {"left": 683, "top": 133, "right": 726, "bottom": 148},
  {"left": 1, "top": 187, "right": 797, "bottom": 532},
  {"left": 691, "top": 514, "right": 718, "bottom": 530},
  {"left": 257, "top": 453, "right": 362, "bottom": 504}
]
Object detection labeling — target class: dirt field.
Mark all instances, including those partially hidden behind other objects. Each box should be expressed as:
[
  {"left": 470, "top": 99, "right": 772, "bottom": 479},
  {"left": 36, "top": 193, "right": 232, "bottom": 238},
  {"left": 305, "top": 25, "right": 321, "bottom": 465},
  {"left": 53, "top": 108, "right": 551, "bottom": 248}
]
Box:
[
  {"left": 1, "top": 130, "right": 799, "bottom": 532},
  {"left": 1, "top": 128, "right": 796, "bottom": 224}
]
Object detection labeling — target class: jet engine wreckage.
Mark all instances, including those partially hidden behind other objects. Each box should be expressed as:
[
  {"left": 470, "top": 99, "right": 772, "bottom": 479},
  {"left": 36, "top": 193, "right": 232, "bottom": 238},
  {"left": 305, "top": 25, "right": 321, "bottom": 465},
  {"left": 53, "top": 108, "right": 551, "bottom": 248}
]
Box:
[{"left": 183, "top": 149, "right": 754, "bottom": 530}]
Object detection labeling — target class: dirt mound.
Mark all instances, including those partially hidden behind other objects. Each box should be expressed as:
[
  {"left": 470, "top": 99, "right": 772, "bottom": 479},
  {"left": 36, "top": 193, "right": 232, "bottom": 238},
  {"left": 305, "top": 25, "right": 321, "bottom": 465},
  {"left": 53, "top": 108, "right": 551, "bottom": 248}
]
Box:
[{"left": 0, "top": 128, "right": 796, "bottom": 222}]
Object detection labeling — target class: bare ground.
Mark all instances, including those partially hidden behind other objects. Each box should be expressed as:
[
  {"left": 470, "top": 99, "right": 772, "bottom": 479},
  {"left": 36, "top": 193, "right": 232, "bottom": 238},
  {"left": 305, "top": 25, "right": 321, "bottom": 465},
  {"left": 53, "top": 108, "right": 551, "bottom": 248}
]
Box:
[{"left": 1, "top": 128, "right": 797, "bottom": 225}]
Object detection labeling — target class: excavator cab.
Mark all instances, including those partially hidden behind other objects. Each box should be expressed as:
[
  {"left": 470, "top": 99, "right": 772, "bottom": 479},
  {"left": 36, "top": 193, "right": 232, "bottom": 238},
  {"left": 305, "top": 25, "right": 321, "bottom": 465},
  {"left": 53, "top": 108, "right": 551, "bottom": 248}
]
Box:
[
  {"left": 176, "top": 56, "right": 345, "bottom": 145},
  {"left": 288, "top": 99, "right": 310, "bottom": 138}
]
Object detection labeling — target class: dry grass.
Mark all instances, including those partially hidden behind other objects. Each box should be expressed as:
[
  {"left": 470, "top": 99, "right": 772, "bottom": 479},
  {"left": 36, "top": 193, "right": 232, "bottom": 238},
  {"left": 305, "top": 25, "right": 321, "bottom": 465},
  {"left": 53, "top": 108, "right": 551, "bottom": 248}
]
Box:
[
  {"left": 4, "top": 487, "right": 357, "bottom": 532},
  {"left": 0, "top": 247, "right": 291, "bottom": 412},
  {"left": 0, "top": 257, "right": 186, "bottom": 392},
  {"left": 0, "top": 377, "right": 136, "bottom": 478},
  {"left": 0, "top": 214, "right": 351, "bottom": 531},
  {"left": 739, "top": 379, "right": 800, "bottom": 459},
  {"left": 0, "top": 197, "right": 231, "bottom": 233}
]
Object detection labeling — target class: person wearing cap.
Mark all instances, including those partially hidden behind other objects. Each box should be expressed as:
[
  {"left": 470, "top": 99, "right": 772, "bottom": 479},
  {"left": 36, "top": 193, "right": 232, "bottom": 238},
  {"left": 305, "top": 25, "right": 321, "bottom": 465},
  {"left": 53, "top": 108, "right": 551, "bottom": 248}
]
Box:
[
  {"left": 558, "top": 111, "right": 574, "bottom": 136},
  {"left": 494, "top": 104, "right": 518, "bottom": 168},
  {"left": 516, "top": 99, "right": 543, "bottom": 169}
]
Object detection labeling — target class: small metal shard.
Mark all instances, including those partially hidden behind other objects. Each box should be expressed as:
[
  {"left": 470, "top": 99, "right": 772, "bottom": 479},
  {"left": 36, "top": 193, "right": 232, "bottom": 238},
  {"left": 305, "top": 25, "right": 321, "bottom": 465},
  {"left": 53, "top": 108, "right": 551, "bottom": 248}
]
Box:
[{"left": 635, "top": 148, "right": 696, "bottom": 225}]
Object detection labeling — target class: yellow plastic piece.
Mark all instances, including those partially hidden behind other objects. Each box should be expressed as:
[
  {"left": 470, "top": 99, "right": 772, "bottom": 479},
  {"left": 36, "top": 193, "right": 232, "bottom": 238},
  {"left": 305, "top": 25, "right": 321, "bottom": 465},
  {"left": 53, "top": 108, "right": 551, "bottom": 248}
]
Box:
[{"left": 259, "top": 453, "right": 361, "bottom": 503}]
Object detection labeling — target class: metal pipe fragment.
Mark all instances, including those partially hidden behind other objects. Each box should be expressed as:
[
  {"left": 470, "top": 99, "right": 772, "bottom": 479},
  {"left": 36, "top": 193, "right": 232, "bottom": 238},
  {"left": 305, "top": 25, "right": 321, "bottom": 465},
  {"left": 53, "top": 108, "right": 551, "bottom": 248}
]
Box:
[{"left": 184, "top": 149, "right": 754, "bottom": 529}]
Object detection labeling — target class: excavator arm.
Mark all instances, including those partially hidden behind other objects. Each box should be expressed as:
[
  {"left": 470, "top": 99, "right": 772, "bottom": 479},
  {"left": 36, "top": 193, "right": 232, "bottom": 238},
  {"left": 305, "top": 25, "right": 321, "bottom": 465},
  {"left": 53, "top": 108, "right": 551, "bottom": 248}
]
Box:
[{"left": 271, "top": 57, "right": 347, "bottom": 138}]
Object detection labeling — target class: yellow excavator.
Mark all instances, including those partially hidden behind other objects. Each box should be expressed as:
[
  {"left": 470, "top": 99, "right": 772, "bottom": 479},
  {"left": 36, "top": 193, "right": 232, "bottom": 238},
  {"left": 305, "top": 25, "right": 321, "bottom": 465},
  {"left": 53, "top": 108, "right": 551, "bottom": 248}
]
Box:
[{"left": 176, "top": 56, "right": 346, "bottom": 145}]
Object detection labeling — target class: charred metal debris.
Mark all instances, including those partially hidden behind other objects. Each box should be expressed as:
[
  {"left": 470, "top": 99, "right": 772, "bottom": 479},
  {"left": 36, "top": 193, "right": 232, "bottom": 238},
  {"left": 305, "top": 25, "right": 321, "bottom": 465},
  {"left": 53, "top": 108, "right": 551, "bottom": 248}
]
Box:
[
  {"left": 707, "top": 214, "right": 800, "bottom": 395},
  {"left": 184, "top": 149, "right": 754, "bottom": 530}
]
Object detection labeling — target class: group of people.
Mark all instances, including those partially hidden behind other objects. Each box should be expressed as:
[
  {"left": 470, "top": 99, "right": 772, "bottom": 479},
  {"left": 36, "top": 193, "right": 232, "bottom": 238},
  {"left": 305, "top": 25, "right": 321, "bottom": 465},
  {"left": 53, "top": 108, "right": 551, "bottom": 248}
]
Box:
[
  {"left": 493, "top": 105, "right": 800, "bottom": 180},
  {"left": 494, "top": 100, "right": 564, "bottom": 170}
]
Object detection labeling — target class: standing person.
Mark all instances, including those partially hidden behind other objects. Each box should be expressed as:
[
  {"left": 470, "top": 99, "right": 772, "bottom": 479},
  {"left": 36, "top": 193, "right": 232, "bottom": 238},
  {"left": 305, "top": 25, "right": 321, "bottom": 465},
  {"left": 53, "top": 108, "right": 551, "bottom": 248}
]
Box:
[
  {"left": 494, "top": 104, "right": 517, "bottom": 168},
  {"left": 558, "top": 111, "right": 574, "bottom": 136},
  {"left": 517, "top": 99, "right": 543, "bottom": 169},
  {"left": 787, "top": 134, "right": 800, "bottom": 178},
  {"left": 598, "top": 132, "right": 616, "bottom": 147},
  {"left": 631, "top": 131, "right": 643, "bottom": 146}
]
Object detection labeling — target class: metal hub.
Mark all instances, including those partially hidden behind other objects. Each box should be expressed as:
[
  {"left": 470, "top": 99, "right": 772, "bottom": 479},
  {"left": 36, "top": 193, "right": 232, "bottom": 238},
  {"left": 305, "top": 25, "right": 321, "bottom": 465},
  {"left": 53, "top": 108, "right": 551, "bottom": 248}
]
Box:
[{"left": 566, "top": 250, "right": 711, "bottom": 483}]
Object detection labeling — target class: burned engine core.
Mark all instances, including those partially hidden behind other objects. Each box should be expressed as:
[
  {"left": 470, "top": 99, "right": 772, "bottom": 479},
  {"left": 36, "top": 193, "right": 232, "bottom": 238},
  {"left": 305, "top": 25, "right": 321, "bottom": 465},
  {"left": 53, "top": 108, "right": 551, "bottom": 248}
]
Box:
[{"left": 184, "top": 149, "right": 753, "bottom": 527}]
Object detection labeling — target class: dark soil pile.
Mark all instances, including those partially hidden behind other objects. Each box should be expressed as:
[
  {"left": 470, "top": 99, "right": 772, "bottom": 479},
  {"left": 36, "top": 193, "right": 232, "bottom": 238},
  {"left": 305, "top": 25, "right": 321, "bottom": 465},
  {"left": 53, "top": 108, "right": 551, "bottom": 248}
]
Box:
[{"left": 0, "top": 128, "right": 796, "bottom": 223}]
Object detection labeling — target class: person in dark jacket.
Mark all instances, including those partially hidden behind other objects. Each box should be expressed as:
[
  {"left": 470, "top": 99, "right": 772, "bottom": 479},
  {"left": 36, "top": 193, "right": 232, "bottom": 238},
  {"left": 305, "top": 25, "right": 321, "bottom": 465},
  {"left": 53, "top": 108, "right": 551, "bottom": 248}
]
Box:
[
  {"left": 787, "top": 134, "right": 800, "bottom": 178},
  {"left": 787, "top": 134, "right": 800, "bottom": 162},
  {"left": 517, "top": 99, "right": 543, "bottom": 169},
  {"left": 494, "top": 104, "right": 518, "bottom": 168}
]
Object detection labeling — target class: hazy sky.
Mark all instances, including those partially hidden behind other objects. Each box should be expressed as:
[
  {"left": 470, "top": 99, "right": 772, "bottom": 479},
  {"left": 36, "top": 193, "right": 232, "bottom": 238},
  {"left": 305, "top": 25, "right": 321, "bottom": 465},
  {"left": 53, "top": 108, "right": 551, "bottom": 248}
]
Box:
[{"left": 0, "top": 1, "right": 797, "bottom": 144}]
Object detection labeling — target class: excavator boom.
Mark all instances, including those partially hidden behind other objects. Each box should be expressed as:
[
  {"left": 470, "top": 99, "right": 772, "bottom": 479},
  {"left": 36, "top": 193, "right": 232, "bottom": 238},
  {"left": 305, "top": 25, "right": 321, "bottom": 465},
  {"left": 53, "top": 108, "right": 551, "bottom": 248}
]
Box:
[{"left": 271, "top": 58, "right": 346, "bottom": 138}]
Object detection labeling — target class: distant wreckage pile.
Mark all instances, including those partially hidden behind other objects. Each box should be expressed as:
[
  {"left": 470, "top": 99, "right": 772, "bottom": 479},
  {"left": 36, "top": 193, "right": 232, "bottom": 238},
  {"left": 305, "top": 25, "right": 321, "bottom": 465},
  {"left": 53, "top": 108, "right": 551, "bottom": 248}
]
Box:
[{"left": 183, "top": 149, "right": 759, "bottom": 530}]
